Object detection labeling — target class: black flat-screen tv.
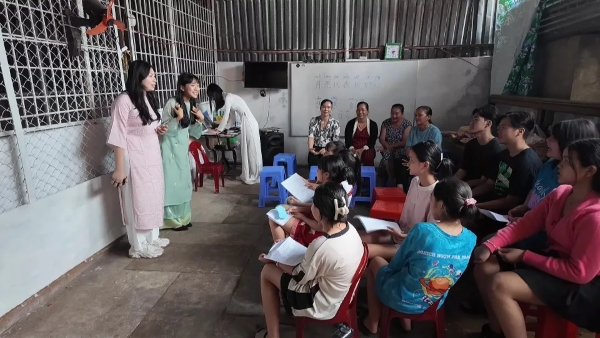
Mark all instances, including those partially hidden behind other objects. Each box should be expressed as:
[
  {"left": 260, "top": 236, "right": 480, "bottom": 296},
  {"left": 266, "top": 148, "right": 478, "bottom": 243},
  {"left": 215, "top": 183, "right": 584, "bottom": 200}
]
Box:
[{"left": 244, "top": 61, "right": 288, "bottom": 89}]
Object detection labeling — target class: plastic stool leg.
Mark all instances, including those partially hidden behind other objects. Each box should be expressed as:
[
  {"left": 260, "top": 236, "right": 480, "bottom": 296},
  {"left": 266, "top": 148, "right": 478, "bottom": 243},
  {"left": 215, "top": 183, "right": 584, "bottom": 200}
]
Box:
[{"left": 258, "top": 180, "right": 266, "bottom": 208}]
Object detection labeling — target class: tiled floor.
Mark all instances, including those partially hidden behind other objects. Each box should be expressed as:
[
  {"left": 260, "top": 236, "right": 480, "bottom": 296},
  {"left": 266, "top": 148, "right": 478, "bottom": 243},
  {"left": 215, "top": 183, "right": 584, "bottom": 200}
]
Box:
[{"left": 0, "top": 174, "right": 594, "bottom": 338}]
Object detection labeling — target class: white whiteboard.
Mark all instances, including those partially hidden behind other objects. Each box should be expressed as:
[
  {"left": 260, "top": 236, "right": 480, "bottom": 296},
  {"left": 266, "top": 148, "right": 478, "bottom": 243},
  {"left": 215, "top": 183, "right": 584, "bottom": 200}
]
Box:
[
  {"left": 289, "top": 57, "right": 492, "bottom": 136},
  {"left": 290, "top": 61, "right": 418, "bottom": 137}
]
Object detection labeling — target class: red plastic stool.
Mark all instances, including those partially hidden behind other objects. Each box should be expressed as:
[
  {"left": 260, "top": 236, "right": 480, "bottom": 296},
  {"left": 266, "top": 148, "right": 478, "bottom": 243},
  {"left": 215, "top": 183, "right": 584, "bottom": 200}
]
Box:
[
  {"left": 372, "top": 187, "right": 406, "bottom": 206},
  {"left": 379, "top": 299, "right": 446, "bottom": 338},
  {"left": 518, "top": 302, "right": 539, "bottom": 332},
  {"left": 533, "top": 306, "right": 578, "bottom": 338},
  {"left": 370, "top": 200, "right": 403, "bottom": 221}
]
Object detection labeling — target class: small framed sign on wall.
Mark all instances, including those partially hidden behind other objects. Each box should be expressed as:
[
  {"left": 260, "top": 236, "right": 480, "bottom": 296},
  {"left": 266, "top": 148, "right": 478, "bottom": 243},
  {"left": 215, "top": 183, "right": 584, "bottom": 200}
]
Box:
[{"left": 384, "top": 43, "right": 403, "bottom": 60}]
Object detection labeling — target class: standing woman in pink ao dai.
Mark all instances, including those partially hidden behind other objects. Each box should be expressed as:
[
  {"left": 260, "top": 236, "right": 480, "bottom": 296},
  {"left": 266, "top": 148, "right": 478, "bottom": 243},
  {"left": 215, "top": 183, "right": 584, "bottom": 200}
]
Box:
[{"left": 107, "top": 60, "right": 170, "bottom": 258}]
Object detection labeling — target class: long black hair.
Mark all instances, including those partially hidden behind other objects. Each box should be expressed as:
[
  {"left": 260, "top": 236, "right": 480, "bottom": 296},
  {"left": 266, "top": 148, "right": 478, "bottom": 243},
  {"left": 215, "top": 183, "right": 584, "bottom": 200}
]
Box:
[
  {"left": 432, "top": 177, "right": 478, "bottom": 220},
  {"left": 318, "top": 155, "right": 351, "bottom": 184},
  {"left": 567, "top": 138, "right": 600, "bottom": 193},
  {"left": 339, "top": 149, "right": 361, "bottom": 193},
  {"left": 207, "top": 83, "right": 225, "bottom": 117},
  {"left": 325, "top": 141, "right": 346, "bottom": 154},
  {"left": 552, "top": 119, "right": 599, "bottom": 154},
  {"left": 410, "top": 140, "right": 454, "bottom": 179},
  {"left": 125, "top": 60, "right": 160, "bottom": 125},
  {"left": 173, "top": 72, "right": 200, "bottom": 129},
  {"left": 313, "top": 182, "right": 349, "bottom": 224}
]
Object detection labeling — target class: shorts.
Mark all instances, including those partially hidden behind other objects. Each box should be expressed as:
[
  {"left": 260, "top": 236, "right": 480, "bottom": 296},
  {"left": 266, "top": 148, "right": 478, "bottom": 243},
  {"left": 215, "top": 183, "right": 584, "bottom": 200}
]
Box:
[{"left": 496, "top": 251, "right": 600, "bottom": 332}]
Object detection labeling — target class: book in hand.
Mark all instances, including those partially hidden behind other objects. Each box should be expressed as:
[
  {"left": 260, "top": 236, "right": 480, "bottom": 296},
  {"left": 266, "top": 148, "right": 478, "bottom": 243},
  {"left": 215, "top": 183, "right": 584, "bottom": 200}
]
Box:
[
  {"left": 264, "top": 237, "right": 307, "bottom": 266},
  {"left": 479, "top": 209, "right": 509, "bottom": 223},
  {"left": 281, "top": 173, "right": 315, "bottom": 203},
  {"left": 354, "top": 216, "right": 403, "bottom": 233},
  {"left": 266, "top": 205, "right": 293, "bottom": 226}
]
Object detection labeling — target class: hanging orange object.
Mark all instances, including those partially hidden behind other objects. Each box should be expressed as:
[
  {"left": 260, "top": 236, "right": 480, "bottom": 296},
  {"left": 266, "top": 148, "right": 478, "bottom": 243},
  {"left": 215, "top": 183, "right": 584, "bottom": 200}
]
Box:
[{"left": 86, "top": 0, "right": 126, "bottom": 36}]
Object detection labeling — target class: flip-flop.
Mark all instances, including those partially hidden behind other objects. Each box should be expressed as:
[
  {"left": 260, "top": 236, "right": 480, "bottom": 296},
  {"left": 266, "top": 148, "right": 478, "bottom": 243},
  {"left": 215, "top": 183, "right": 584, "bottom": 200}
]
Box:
[{"left": 254, "top": 328, "right": 268, "bottom": 338}]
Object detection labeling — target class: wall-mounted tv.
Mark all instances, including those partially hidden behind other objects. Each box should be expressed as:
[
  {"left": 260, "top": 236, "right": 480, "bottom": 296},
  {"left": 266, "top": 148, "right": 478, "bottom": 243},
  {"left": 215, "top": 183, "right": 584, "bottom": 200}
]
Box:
[{"left": 243, "top": 61, "right": 288, "bottom": 89}]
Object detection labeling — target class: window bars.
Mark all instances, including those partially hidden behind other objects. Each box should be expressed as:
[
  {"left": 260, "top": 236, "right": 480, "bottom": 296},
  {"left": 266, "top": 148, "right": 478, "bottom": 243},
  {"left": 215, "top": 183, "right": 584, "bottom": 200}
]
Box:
[{"left": 0, "top": 0, "right": 217, "bottom": 213}]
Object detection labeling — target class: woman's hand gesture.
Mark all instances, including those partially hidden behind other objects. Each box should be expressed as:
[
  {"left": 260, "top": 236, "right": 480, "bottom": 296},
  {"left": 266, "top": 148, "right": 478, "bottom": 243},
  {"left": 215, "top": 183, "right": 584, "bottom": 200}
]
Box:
[
  {"left": 507, "top": 204, "right": 528, "bottom": 222},
  {"left": 497, "top": 248, "right": 525, "bottom": 264},
  {"left": 305, "top": 182, "right": 318, "bottom": 190},
  {"left": 111, "top": 170, "right": 127, "bottom": 188},
  {"left": 287, "top": 196, "right": 301, "bottom": 206},
  {"left": 387, "top": 227, "right": 407, "bottom": 241},
  {"left": 258, "top": 253, "right": 274, "bottom": 264},
  {"left": 174, "top": 103, "right": 184, "bottom": 121},
  {"left": 191, "top": 106, "right": 204, "bottom": 122},
  {"left": 156, "top": 124, "right": 168, "bottom": 135}
]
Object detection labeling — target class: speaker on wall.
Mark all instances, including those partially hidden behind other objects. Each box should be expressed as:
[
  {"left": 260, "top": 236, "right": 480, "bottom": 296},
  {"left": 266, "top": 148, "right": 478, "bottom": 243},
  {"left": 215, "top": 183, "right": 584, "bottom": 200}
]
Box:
[{"left": 259, "top": 129, "right": 284, "bottom": 166}]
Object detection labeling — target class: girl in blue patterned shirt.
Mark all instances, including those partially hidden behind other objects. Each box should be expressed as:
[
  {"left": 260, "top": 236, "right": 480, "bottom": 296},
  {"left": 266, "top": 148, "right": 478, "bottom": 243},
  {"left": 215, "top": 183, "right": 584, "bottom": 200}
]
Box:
[{"left": 359, "top": 178, "right": 477, "bottom": 336}]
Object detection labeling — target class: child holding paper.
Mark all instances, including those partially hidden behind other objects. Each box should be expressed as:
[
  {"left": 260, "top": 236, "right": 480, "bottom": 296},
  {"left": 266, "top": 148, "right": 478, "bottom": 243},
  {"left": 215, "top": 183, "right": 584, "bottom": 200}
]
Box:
[
  {"left": 256, "top": 182, "right": 364, "bottom": 338},
  {"left": 359, "top": 178, "right": 477, "bottom": 336},
  {"left": 269, "top": 155, "right": 356, "bottom": 246},
  {"left": 360, "top": 141, "right": 453, "bottom": 260}
]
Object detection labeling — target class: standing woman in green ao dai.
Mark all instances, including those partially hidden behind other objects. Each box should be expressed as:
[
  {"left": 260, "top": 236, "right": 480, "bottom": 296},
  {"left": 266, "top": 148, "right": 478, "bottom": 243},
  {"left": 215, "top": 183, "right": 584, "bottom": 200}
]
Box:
[{"left": 160, "top": 73, "right": 205, "bottom": 231}]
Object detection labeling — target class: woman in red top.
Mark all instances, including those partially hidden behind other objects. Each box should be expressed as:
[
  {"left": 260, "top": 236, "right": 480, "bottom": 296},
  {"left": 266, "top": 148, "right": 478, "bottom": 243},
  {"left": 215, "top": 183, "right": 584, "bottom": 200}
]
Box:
[
  {"left": 344, "top": 102, "right": 378, "bottom": 166},
  {"left": 472, "top": 138, "right": 600, "bottom": 338}
]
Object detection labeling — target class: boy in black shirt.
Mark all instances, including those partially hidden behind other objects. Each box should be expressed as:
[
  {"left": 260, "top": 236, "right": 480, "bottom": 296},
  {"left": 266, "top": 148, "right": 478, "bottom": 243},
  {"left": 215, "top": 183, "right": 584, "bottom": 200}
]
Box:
[
  {"left": 455, "top": 105, "right": 504, "bottom": 185},
  {"left": 472, "top": 111, "right": 542, "bottom": 216}
]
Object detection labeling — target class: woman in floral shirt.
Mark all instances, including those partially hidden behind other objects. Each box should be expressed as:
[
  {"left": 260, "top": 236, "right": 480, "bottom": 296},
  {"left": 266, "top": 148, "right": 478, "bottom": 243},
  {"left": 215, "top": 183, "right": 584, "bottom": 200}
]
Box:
[{"left": 307, "top": 99, "right": 341, "bottom": 165}]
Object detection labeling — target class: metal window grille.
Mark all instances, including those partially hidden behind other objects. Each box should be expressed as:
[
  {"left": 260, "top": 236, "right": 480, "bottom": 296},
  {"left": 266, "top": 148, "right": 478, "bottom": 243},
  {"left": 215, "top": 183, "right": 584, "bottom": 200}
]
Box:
[{"left": 0, "top": 0, "right": 217, "bottom": 213}]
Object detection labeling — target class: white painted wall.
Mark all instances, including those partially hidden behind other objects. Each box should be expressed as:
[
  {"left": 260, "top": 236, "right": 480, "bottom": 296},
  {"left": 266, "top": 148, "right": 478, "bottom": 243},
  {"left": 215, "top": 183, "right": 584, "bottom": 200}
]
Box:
[
  {"left": 217, "top": 62, "right": 313, "bottom": 164},
  {"left": 0, "top": 175, "right": 123, "bottom": 317}
]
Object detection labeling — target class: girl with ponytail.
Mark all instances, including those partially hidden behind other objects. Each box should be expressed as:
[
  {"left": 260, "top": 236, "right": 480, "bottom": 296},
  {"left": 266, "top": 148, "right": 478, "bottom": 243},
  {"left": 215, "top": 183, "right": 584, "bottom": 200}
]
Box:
[
  {"left": 360, "top": 140, "right": 454, "bottom": 260},
  {"left": 359, "top": 178, "right": 477, "bottom": 336}
]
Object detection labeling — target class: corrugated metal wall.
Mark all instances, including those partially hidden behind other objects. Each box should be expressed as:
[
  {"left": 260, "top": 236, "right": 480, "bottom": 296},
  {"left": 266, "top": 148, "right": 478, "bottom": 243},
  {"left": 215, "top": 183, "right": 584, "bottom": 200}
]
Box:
[
  {"left": 539, "top": 0, "right": 600, "bottom": 42},
  {"left": 214, "top": 0, "right": 497, "bottom": 61}
]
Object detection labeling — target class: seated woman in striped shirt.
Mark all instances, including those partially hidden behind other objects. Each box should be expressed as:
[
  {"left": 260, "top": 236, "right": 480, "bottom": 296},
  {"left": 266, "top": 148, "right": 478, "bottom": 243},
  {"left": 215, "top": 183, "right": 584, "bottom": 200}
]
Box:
[{"left": 256, "top": 182, "right": 364, "bottom": 338}]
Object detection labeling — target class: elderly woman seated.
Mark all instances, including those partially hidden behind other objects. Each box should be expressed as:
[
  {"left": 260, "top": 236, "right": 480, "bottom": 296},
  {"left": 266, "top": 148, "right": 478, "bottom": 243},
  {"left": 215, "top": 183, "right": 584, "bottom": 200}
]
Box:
[
  {"left": 344, "top": 101, "right": 378, "bottom": 166},
  {"left": 307, "top": 99, "right": 341, "bottom": 166}
]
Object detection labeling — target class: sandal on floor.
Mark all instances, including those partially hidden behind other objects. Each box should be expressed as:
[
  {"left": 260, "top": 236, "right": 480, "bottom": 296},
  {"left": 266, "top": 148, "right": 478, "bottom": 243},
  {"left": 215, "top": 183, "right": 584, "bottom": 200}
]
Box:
[
  {"left": 254, "top": 328, "right": 268, "bottom": 338},
  {"left": 357, "top": 312, "right": 377, "bottom": 337},
  {"left": 481, "top": 323, "right": 504, "bottom": 338},
  {"left": 185, "top": 223, "right": 193, "bottom": 228},
  {"left": 172, "top": 226, "right": 188, "bottom": 232}
]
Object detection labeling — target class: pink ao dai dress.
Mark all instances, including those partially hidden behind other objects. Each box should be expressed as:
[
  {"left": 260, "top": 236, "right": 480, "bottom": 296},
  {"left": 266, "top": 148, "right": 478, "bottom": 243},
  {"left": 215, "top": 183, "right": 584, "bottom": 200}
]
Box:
[{"left": 107, "top": 93, "right": 168, "bottom": 258}]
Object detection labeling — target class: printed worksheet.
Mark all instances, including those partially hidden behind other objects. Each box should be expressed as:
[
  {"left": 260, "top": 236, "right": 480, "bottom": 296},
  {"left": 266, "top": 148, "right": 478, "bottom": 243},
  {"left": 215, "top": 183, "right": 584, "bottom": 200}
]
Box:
[
  {"left": 265, "top": 237, "right": 307, "bottom": 266},
  {"left": 266, "top": 207, "right": 293, "bottom": 226},
  {"left": 281, "top": 173, "right": 315, "bottom": 203},
  {"left": 354, "top": 216, "right": 402, "bottom": 233},
  {"left": 479, "top": 209, "right": 509, "bottom": 223}
]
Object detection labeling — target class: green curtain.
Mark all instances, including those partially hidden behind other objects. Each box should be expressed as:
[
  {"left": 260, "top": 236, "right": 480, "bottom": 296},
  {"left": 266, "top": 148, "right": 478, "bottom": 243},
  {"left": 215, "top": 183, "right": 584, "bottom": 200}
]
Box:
[{"left": 502, "top": 0, "right": 547, "bottom": 96}]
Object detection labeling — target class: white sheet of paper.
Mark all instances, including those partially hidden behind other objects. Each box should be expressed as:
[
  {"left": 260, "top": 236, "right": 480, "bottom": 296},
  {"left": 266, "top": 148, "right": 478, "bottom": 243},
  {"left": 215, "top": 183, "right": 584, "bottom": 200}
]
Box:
[
  {"left": 265, "top": 237, "right": 307, "bottom": 266},
  {"left": 480, "top": 209, "right": 509, "bottom": 223},
  {"left": 266, "top": 209, "right": 293, "bottom": 226},
  {"left": 281, "top": 173, "right": 315, "bottom": 203},
  {"left": 354, "top": 216, "right": 402, "bottom": 233}
]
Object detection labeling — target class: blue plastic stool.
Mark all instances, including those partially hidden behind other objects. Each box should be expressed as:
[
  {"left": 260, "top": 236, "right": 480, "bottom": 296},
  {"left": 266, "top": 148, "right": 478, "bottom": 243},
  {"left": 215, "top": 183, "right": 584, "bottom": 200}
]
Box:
[
  {"left": 354, "top": 166, "right": 376, "bottom": 203},
  {"left": 273, "top": 153, "right": 297, "bottom": 178},
  {"left": 309, "top": 166, "right": 318, "bottom": 181},
  {"left": 259, "top": 166, "right": 288, "bottom": 207}
]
